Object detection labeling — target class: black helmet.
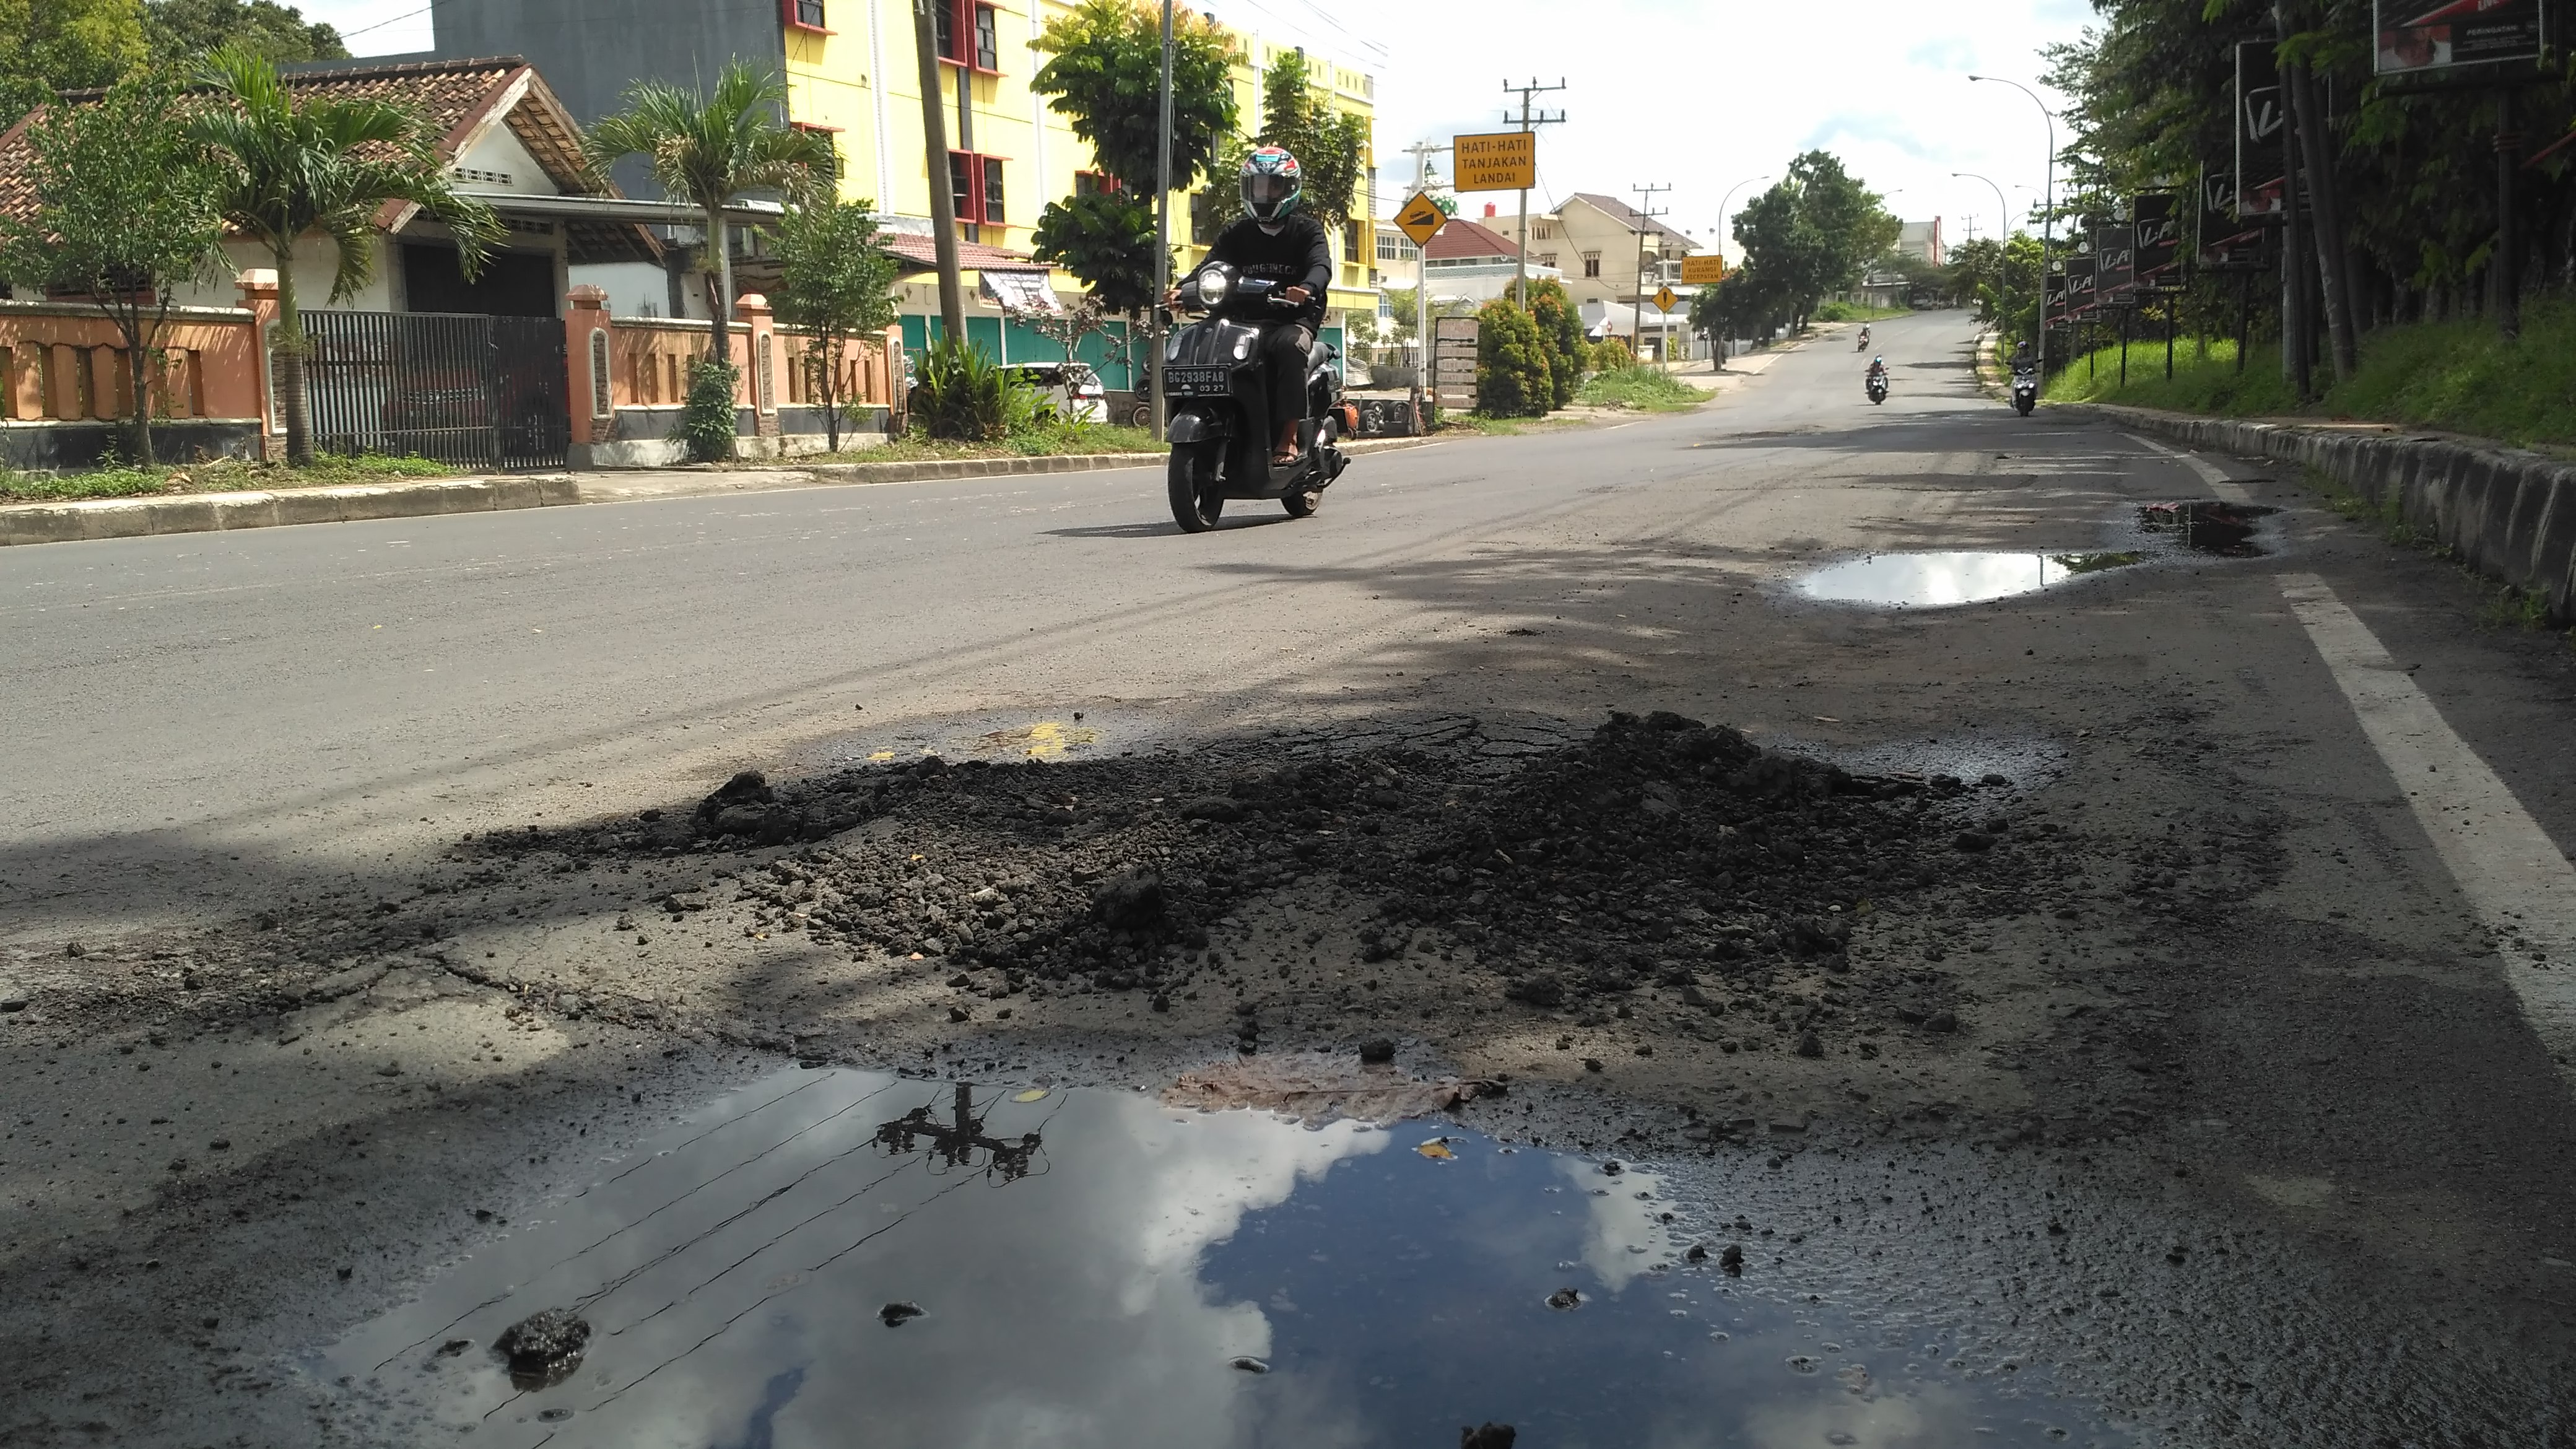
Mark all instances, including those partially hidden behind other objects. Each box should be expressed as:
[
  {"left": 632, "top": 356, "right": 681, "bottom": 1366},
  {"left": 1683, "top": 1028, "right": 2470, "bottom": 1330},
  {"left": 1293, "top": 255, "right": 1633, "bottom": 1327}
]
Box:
[{"left": 1240, "top": 146, "right": 1303, "bottom": 224}]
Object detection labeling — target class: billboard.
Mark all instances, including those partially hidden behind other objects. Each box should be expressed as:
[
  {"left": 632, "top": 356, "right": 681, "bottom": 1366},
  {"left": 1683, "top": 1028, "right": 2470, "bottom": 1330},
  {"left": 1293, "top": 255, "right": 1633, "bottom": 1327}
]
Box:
[
  {"left": 2044, "top": 266, "right": 2070, "bottom": 323},
  {"left": 2235, "top": 42, "right": 2287, "bottom": 220},
  {"left": 2375, "top": 0, "right": 2546, "bottom": 76},
  {"left": 2133, "top": 191, "right": 2180, "bottom": 282},
  {"left": 2093, "top": 220, "right": 2136, "bottom": 299},
  {"left": 2198, "top": 169, "right": 2268, "bottom": 271},
  {"left": 2066, "top": 255, "right": 2098, "bottom": 313}
]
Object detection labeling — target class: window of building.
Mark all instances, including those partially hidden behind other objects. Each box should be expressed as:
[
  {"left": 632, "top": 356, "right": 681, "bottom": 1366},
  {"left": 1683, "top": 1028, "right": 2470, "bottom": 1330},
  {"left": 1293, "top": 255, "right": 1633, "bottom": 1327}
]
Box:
[
  {"left": 935, "top": 1, "right": 1000, "bottom": 71},
  {"left": 1073, "top": 170, "right": 1123, "bottom": 197},
  {"left": 1375, "top": 232, "right": 1415, "bottom": 263},
  {"left": 1538, "top": 252, "right": 1557, "bottom": 269},
  {"left": 1582, "top": 253, "right": 1601, "bottom": 278},
  {"left": 1534, "top": 221, "right": 1555, "bottom": 240},
  {"left": 949, "top": 151, "right": 1006, "bottom": 226},
  {"left": 785, "top": 0, "right": 827, "bottom": 31},
  {"left": 1342, "top": 219, "right": 1362, "bottom": 261},
  {"left": 791, "top": 122, "right": 840, "bottom": 181}
]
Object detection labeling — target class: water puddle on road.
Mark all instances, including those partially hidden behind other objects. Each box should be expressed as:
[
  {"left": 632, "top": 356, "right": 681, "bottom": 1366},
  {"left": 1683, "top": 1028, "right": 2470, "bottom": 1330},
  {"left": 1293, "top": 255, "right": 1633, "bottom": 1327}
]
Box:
[
  {"left": 1795, "top": 550, "right": 2145, "bottom": 609},
  {"left": 316, "top": 1069, "right": 2131, "bottom": 1448},
  {"left": 1795, "top": 501, "right": 2277, "bottom": 609}
]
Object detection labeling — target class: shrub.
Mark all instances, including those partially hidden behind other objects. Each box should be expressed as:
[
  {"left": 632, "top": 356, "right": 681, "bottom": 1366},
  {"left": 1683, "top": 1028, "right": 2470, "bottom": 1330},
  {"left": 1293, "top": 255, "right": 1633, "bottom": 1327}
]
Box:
[
  {"left": 1586, "top": 337, "right": 1635, "bottom": 373},
  {"left": 678, "top": 361, "right": 741, "bottom": 461},
  {"left": 1523, "top": 278, "right": 1585, "bottom": 409},
  {"left": 1814, "top": 300, "right": 1860, "bottom": 323},
  {"left": 1474, "top": 298, "right": 1551, "bottom": 418},
  {"left": 908, "top": 336, "right": 1037, "bottom": 441}
]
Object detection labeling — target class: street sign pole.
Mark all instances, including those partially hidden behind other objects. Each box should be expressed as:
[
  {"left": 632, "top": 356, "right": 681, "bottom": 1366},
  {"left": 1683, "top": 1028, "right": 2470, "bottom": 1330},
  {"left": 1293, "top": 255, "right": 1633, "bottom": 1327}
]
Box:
[
  {"left": 1394, "top": 168, "right": 1449, "bottom": 434},
  {"left": 1629, "top": 182, "right": 1669, "bottom": 357}
]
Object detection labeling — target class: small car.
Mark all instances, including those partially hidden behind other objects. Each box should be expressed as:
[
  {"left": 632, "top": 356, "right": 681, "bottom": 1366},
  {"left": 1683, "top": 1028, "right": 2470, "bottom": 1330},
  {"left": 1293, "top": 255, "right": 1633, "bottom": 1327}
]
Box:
[{"left": 998, "top": 362, "right": 1105, "bottom": 424}]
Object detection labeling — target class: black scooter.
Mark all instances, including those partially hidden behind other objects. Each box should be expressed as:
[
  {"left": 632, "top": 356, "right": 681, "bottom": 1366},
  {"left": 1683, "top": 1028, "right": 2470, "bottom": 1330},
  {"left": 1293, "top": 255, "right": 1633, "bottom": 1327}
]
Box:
[
  {"left": 1162, "top": 263, "right": 1354, "bottom": 533},
  {"left": 1866, "top": 370, "right": 1889, "bottom": 405}
]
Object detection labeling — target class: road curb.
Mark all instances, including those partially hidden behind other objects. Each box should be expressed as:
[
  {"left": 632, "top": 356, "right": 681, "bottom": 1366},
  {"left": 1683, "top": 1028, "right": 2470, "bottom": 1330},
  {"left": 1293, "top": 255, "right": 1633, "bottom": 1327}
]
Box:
[
  {"left": 2074, "top": 401, "right": 2576, "bottom": 618},
  {"left": 0, "top": 437, "right": 1454, "bottom": 548}
]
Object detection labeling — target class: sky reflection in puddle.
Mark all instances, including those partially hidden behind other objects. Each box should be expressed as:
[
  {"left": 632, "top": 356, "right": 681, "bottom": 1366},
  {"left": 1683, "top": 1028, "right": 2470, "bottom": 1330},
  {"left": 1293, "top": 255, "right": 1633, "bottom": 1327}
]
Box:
[
  {"left": 1795, "top": 551, "right": 2144, "bottom": 609},
  {"left": 318, "top": 1069, "right": 2126, "bottom": 1447}
]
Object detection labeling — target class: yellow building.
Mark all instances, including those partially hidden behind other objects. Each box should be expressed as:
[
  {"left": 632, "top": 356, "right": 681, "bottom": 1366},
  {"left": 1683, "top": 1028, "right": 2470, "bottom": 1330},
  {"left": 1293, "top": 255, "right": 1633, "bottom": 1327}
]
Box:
[
  {"left": 777, "top": 1, "right": 1378, "bottom": 372},
  {"left": 437, "top": 0, "right": 1376, "bottom": 387}
]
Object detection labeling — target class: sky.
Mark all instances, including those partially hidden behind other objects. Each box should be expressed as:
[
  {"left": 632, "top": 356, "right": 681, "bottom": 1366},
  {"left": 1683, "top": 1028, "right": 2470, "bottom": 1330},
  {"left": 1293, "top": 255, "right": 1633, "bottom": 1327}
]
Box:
[{"left": 301, "top": 0, "right": 2099, "bottom": 259}]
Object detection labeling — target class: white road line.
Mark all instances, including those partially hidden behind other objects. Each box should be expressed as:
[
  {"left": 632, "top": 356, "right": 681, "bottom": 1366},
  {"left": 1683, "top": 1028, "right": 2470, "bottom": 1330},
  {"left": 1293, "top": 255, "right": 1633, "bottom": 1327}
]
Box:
[
  {"left": 2280, "top": 572, "right": 2576, "bottom": 1076},
  {"left": 2126, "top": 433, "right": 2253, "bottom": 504}
]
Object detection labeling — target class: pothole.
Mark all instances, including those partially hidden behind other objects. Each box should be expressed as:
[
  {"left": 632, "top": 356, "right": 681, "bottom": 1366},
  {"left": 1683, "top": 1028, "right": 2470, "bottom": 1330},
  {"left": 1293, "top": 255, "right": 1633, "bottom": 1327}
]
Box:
[
  {"left": 314, "top": 1066, "right": 2135, "bottom": 1447},
  {"left": 1791, "top": 500, "right": 2278, "bottom": 609}
]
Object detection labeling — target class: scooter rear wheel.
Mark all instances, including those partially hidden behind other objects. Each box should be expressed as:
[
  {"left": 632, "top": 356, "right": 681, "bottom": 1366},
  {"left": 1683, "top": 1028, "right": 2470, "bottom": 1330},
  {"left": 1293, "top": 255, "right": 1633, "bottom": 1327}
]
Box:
[{"left": 1168, "top": 440, "right": 1225, "bottom": 533}]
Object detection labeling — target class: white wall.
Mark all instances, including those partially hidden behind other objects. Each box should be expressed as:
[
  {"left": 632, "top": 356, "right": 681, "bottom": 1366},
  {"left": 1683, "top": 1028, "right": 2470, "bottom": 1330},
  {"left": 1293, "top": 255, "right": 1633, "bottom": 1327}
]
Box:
[
  {"left": 171, "top": 236, "right": 399, "bottom": 313},
  {"left": 575, "top": 261, "right": 704, "bottom": 320}
]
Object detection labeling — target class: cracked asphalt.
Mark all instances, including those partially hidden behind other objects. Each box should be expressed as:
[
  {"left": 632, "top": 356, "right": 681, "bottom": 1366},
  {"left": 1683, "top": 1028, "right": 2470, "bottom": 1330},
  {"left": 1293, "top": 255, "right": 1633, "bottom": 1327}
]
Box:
[{"left": 4, "top": 310, "right": 2575, "bottom": 1445}]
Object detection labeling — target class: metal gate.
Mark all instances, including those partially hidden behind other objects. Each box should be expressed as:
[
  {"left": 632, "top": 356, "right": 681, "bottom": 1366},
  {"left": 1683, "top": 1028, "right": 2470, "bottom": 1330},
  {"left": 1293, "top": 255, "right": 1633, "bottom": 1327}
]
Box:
[{"left": 302, "top": 310, "right": 569, "bottom": 471}]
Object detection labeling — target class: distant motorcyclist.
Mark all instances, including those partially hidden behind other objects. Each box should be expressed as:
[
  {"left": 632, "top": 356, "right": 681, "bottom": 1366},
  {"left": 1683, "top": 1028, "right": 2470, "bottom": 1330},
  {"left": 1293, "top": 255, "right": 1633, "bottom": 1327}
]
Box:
[
  {"left": 1167, "top": 146, "right": 1333, "bottom": 464},
  {"left": 2010, "top": 339, "right": 2034, "bottom": 370},
  {"left": 1856, "top": 324, "right": 1871, "bottom": 351},
  {"left": 1866, "top": 354, "right": 1889, "bottom": 383}
]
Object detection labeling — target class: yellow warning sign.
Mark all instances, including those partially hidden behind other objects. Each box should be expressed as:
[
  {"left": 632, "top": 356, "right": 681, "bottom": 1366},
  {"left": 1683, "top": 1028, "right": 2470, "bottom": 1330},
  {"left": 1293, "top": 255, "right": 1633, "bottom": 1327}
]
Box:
[
  {"left": 1395, "top": 191, "right": 1447, "bottom": 248},
  {"left": 1652, "top": 285, "right": 1679, "bottom": 312},
  {"left": 1453, "top": 131, "right": 1537, "bottom": 191},
  {"left": 1679, "top": 254, "right": 1728, "bottom": 284}
]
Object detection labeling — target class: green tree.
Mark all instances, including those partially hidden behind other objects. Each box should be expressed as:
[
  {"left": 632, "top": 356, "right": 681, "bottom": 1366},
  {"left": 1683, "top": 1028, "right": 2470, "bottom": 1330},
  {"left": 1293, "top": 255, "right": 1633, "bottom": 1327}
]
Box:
[
  {"left": 1030, "top": 0, "right": 1238, "bottom": 191},
  {"left": 1731, "top": 150, "right": 1900, "bottom": 330},
  {"left": 0, "top": 70, "right": 224, "bottom": 466},
  {"left": 1473, "top": 297, "right": 1547, "bottom": 418},
  {"left": 585, "top": 60, "right": 834, "bottom": 379},
  {"left": 1, "top": 0, "right": 149, "bottom": 126},
  {"left": 770, "top": 198, "right": 899, "bottom": 454},
  {"left": 1255, "top": 47, "right": 1367, "bottom": 228},
  {"left": 183, "top": 46, "right": 503, "bottom": 464},
  {"left": 1523, "top": 276, "right": 1583, "bottom": 409},
  {"left": 1031, "top": 189, "right": 1160, "bottom": 316},
  {"left": 144, "top": 0, "right": 341, "bottom": 63}
]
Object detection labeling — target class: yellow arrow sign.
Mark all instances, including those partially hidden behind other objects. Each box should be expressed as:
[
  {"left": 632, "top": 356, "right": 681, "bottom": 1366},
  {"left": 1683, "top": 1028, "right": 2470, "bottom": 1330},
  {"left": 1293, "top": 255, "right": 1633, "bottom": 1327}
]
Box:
[
  {"left": 1395, "top": 191, "right": 1447, "bottom": 248},
  {"left": 1652, "top": 285, "right": 1679, "bottom": 312}
]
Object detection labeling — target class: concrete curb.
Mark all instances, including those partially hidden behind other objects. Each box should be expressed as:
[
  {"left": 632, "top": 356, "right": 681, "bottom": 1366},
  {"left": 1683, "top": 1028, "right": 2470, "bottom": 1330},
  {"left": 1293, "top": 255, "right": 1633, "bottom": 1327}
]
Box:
[
  {"left": 0, "top": 437, "right": 1451, "bottom": 548},
  {"left": 2076, "top": 402, "right": 2576, "bottom": 618}
]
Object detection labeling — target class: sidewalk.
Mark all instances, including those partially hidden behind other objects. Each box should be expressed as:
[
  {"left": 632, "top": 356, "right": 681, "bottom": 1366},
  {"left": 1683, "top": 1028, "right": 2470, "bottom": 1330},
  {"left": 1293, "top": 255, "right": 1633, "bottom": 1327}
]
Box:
[{"left": 0, "top": 436, "right": 1443, "bottom": 549}]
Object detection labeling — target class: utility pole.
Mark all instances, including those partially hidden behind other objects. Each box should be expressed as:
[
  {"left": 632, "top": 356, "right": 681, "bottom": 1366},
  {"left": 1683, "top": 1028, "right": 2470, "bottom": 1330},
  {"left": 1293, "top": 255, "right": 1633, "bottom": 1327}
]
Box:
[
  {"left": 912, "top": 0, "right": 965, "bottom": 342},
  {"left": 1402, "top": 139, "right": 1451, "bottom": 432},
  {"left": 1969, "top": 76, "right": 2054, "bottom": 381},
  {"left": 1150, "top": 0, "right": 1175, "bottom": 440},
  {"left": 1500, "top": 77, "right": 1565, "bottom": 309},
  {"left": 1629, "top": 182, "right": 1669, "bottom": 359}
]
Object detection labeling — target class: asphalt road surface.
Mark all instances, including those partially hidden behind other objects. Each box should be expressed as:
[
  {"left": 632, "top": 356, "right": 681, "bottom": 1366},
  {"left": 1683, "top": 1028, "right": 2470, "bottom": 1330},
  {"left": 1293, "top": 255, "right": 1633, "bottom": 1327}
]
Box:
[{"left": 6, "top": 309, "right": 2575, "bottom": 1446}]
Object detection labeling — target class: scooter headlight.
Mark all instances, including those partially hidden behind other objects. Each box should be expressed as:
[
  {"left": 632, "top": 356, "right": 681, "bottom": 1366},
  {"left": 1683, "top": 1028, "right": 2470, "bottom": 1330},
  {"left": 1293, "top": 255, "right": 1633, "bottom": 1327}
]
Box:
[
  {"left": 1196, "top": 270, "right": 1230, "bottom": 305},
  {"left": 1233, "top": 333, "right": 1255, "bottom": 360}
]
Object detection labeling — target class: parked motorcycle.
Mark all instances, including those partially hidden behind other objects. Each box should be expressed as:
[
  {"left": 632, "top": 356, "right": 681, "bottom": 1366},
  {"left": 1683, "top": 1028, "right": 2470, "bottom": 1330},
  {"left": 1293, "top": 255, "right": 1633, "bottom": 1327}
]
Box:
[
  {"left": 1866, "top": 370, "right": 1890, "bottom": 405},
  {"left": 2011, "top": 364, "right": 2039, "bottom": 417},
  {"left": 1163, "top": 263, "right": 1354, "bottom": 534}
]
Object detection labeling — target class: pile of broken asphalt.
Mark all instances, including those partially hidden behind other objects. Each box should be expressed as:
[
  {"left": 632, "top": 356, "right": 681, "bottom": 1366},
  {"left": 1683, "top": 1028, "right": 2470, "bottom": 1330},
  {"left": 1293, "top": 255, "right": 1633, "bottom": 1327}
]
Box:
[{"left": 14, "top": 707, "right": 2291, "bottom": 1150}]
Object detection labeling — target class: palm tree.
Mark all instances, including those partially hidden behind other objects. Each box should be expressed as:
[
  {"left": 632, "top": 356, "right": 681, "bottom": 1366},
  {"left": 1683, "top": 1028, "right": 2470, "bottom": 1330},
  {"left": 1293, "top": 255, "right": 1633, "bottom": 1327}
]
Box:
[
  {"left": 183, "top": 47, "right": 502, "bottom": 464},
  {"left": 584, "top": 61, "right": 834, "bottom": 373}
]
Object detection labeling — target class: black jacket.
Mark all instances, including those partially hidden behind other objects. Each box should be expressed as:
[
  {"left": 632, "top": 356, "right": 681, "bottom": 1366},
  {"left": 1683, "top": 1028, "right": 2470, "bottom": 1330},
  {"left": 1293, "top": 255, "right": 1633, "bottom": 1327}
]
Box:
[{"left": 1197, "top": 214, "right": 1334, "bottom": 327}]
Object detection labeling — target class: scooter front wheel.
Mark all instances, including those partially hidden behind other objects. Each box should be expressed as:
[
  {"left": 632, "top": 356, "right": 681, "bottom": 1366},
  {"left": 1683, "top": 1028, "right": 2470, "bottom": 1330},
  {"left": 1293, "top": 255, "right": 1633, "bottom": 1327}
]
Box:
[
  {"left": 1281, "top": 480, "right": 1323, "bottom": 518},
  {"left": 1168, "top": 440, "right": 1225, "bottom": 533}
]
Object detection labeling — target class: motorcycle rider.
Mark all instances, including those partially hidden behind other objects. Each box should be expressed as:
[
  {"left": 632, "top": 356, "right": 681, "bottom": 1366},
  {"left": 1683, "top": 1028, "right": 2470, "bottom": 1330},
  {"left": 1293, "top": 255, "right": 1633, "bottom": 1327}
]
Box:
[
  {"left": 1167, "top": 146, "right": 1334, "bottom": 465},
  {"left": 1857, "top": 324, "right": 1871, "bottom": 351},
  {"left": 2010, "top": 339, "right": 2034, "bottom": 370},
  {"left": 1866, "top": 354, "right": 1889, "bottom": 388}
]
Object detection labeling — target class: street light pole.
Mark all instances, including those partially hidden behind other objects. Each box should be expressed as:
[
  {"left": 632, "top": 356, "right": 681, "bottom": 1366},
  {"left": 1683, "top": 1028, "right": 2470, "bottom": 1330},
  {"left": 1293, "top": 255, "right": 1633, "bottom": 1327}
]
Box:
[
  {"left": 1149, "top": 0, "right": 1175, "bottom": 441},
  {"left": 1952, "top": 170, "right": 2011, "bottom": 354},
  {"left": 1711, "top": 173, "right": 1767, "bottom": 365},
  {"left": 1969, "top": 75, "right": 2055, "bottom": 382}
]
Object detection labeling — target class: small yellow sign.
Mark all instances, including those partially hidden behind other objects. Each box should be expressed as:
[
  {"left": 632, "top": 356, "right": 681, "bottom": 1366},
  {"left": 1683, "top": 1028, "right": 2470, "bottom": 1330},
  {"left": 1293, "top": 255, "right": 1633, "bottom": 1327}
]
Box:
[
  {"left": 1679, "top": 253, "right": 1728, "bottom": 285},
  {"left": 1652, "top": 285, "right": 1679, "bottom": 312},
  {"left": 1395, "top": 191, "right": 1447, "bottom": 248},
  {"left": 1453, "top": 131, "right": 1537, "bottom": 191}
]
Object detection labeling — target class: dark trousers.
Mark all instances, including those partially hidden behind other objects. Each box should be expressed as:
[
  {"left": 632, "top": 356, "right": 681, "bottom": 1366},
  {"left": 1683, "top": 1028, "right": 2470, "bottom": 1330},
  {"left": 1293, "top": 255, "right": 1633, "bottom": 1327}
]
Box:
[{"left": 1257, "top": 323, "right": 1314, "bottom": 445}]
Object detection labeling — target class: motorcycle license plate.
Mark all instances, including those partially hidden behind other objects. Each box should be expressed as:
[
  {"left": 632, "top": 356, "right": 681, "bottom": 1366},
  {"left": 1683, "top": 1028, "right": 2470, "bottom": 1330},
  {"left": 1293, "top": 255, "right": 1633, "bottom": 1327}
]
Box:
[{"left": 1167, "top": 367, "right": 1230, "bottom": 394}]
